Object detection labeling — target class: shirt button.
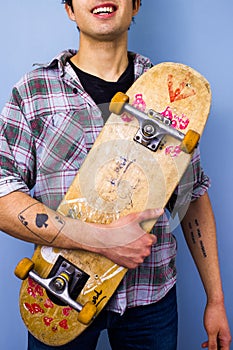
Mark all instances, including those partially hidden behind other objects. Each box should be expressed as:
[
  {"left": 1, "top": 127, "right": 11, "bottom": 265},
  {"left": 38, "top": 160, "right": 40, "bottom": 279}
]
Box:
[{"left": 73, "top": 88, "right": 78, "bottom": 94}]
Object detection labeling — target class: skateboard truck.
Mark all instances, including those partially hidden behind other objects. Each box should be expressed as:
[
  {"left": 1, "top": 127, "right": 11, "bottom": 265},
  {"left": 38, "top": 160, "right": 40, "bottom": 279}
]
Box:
[
  {"left": 15, "top": 257, "right": 97, "bottom": 325},
  {"left": 109, "top": 92, "right": 200, "bottom": 154}
]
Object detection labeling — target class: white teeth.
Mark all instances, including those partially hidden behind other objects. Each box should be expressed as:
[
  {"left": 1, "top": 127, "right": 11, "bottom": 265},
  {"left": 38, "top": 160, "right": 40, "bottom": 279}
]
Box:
[{"left": 93, "top": 6, "right": 114, "bottom": 14}]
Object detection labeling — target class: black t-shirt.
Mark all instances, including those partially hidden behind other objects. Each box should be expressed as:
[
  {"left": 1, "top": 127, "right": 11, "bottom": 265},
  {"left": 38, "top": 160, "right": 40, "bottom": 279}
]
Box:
[{"left": 69, "top": 55, "right": 134, "bottom": 121}]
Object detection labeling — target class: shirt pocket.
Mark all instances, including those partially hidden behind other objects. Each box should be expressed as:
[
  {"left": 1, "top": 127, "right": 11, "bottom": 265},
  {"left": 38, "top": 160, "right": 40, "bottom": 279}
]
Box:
[{"left": 34, "top": 111, "right": 90, "bottom": 174}]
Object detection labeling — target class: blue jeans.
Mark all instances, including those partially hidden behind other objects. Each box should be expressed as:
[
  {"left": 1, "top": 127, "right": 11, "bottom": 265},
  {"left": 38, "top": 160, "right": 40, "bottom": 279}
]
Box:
[{"left": 28, "top": 285, "right": 177, "bottom": 350}]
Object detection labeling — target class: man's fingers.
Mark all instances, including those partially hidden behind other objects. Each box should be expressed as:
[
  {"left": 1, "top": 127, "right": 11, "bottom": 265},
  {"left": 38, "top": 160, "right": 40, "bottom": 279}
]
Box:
[
  {"left": 150, "top": 234, "right": 157, "bottom": 245},
  {"left": 119, "top": 208, "right": 164, "bottom": 225},
  {"left": 201, "top": 341, "right": 208, "bottom": 348},
  {"left": 137, "top": 208, "right": 164, "bottom": 223}
]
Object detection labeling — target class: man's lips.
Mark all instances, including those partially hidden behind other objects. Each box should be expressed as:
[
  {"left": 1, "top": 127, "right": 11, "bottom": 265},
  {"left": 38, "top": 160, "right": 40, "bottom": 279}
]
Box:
[{"left": 91, "top": 3, "right": 117, "bottom": 16}]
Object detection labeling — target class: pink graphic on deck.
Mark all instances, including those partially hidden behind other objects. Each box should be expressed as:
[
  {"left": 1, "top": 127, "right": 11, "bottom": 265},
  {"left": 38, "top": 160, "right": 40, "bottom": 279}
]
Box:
[
  {"left": 132, "top": 94, "right": 146, "bottom": 111},
  {"left": 43, "top": 316, "right": 69, "bottom": 330},
  {"left": 121, "top": 113, "right": 134, "bottom": 123},
  {"left": 27, "top": 277, "right": 44, "bottom": 298},
  {"left": 59, "top": 319, "right": 69, "bottom": 330},
  {"left": 168, "top": 73, "right": 196, "bottom": 102},
  {"left": 165, "top": 145, "right": 182, "bottom": 158},
  {"left": 44, "top": 298, "right": 54, "bottom": 309},
  {"left": 161, "top": 106, "right": 189, "bottom": 130},
  {"left": 121, "top": 93, "right": 147, "bottom": 122},
  {"left": 63, "top": 307, "right": 73, "bottom": 316},
  {"left": 24, "top": 277, "right": 72, "bottom": 331},
  {"left": 24, "top": 302, "right": 45, "bottom": 315},
  {"left": 44, "top": 316, "right": 54, "bottom": 326}
]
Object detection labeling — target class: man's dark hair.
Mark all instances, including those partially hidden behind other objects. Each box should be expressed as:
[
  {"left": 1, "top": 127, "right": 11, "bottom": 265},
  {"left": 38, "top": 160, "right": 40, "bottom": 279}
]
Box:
[{"left": 62, "top": 1, "right": 141, "bottom": 11}]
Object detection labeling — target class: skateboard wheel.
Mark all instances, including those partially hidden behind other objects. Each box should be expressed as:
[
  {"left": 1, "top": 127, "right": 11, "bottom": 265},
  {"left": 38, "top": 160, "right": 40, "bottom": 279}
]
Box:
[
  {"left": 109, "top": 92, "right": 129, "bottom": 115},
  {"left": 77, "top": 302, "right": 97, "bottom": 325},
  {"left": 180, "top": 130, "right": 200, "bottom": 154},
  {"left": 14, "top": 257, "right": 35, "bottom": 280}
]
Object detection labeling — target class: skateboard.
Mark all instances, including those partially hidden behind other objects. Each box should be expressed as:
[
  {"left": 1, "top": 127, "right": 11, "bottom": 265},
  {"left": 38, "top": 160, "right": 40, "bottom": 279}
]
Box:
[{"left": 15, "top": 62, "right": 211, "bottom": 346}]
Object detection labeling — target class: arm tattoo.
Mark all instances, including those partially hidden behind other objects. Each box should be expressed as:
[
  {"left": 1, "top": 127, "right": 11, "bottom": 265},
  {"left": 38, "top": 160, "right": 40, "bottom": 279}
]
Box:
[
  {"left": 188, "top": 219, "right": 207, "bottom": 258},
  {"left": 200, "top": 240, "right": 207, "bottom": 258},
  {"left": 188, "top": 223, "right": 196, "bottom": 244},
  {"left": 18, "top": 203, "right": 65, "bottom": 243}
]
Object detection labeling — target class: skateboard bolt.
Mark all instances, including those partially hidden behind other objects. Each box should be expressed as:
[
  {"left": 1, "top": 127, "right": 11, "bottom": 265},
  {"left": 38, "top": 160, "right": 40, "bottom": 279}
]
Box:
[
  {"left": 143, "top": 124, "right": 155, "bottom": 136},
  {"left": 54, "top": 277, "right": 65, "bottom": 291}
]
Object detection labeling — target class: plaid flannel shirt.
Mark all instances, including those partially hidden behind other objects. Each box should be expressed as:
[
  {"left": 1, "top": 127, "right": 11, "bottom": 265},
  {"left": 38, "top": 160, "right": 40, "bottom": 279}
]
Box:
[{"left": 0, "top": 50, "right": 210, "bottom": 314}]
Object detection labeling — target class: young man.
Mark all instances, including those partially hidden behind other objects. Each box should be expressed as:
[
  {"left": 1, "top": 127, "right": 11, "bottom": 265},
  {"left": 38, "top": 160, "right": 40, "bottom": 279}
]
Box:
[{"left": 0, "top": 1, "right": 231, "bottom": 349}]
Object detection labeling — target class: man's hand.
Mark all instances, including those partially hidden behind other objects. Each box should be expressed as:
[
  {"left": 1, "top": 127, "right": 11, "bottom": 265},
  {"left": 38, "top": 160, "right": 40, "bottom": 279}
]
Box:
[
  {"left": 93, "top": 208, "right": 164, "bottom": 269},
  {"left": 202, "top": 301, "right": 232, "bottom": 349}
]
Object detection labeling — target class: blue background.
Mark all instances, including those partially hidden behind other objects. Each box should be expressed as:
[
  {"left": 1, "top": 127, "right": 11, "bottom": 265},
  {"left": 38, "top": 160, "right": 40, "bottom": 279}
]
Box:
[{"left": 0, "top": 1, "right": 232, "bottom": 349}]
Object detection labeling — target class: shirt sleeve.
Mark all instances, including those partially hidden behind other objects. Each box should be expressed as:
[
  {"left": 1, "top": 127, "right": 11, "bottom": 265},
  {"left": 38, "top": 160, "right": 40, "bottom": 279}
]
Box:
[
  {"left": 0, "top": 86, "right": 36, "bottom": 197},
  {"left": 167, "top": 146, "right": 210, "bottom": 215}
]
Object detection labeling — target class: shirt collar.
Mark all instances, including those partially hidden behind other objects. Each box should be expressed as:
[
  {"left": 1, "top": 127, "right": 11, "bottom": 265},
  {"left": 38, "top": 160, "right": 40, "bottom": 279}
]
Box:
[
  {"left": 33, "top": 49, "right": 77, "bottom": 77},
  {"left": 33, "top": 49, "right": 152, "bottom": 79}
]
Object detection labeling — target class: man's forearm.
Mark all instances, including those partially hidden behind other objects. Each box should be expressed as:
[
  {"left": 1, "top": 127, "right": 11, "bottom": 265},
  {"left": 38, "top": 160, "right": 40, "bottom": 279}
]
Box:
[
  {"left": 0, "top": 191, "right": 95, "bottom": 250},
  {"left": 180, "top": 192, "right": 224, "bottom": 302},
  {"left": 0, "top": 191, "right": 163, "bottom": 269}
]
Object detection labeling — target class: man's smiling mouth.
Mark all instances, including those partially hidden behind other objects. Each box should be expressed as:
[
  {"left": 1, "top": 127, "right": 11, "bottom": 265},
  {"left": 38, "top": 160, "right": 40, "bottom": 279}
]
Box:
[{"left": 92, "top": 5, "right": 117, "bottom": 15}]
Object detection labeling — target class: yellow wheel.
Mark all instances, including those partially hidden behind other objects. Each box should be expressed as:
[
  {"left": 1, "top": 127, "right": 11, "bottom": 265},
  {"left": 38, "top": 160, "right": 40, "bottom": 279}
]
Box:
[
  {"left": 14, "top": 257, "right": 35, "bottom": 280},
  {"left": 180, "top": 130, "right": 200, "bottom": 154},
  {"left": 109, "top": 92, "right": 129, "bottom": 115},
  {"left": 77, "top": 302, "right": 97, "bottom": 325}
]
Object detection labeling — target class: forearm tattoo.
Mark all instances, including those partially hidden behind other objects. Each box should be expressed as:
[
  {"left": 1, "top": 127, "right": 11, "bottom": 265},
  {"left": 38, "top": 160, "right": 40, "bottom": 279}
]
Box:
[
  {"left": 188, "top": 219, "right": 207, "bottom": 258},
  {"left": 18, "top": 203, "right": 65, "bottom": 243}
]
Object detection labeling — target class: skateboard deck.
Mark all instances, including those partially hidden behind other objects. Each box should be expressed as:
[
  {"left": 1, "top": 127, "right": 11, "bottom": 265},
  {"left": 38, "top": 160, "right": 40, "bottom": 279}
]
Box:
[{"left": 15, "top": 62, "right": 211, "bottom": 346}]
